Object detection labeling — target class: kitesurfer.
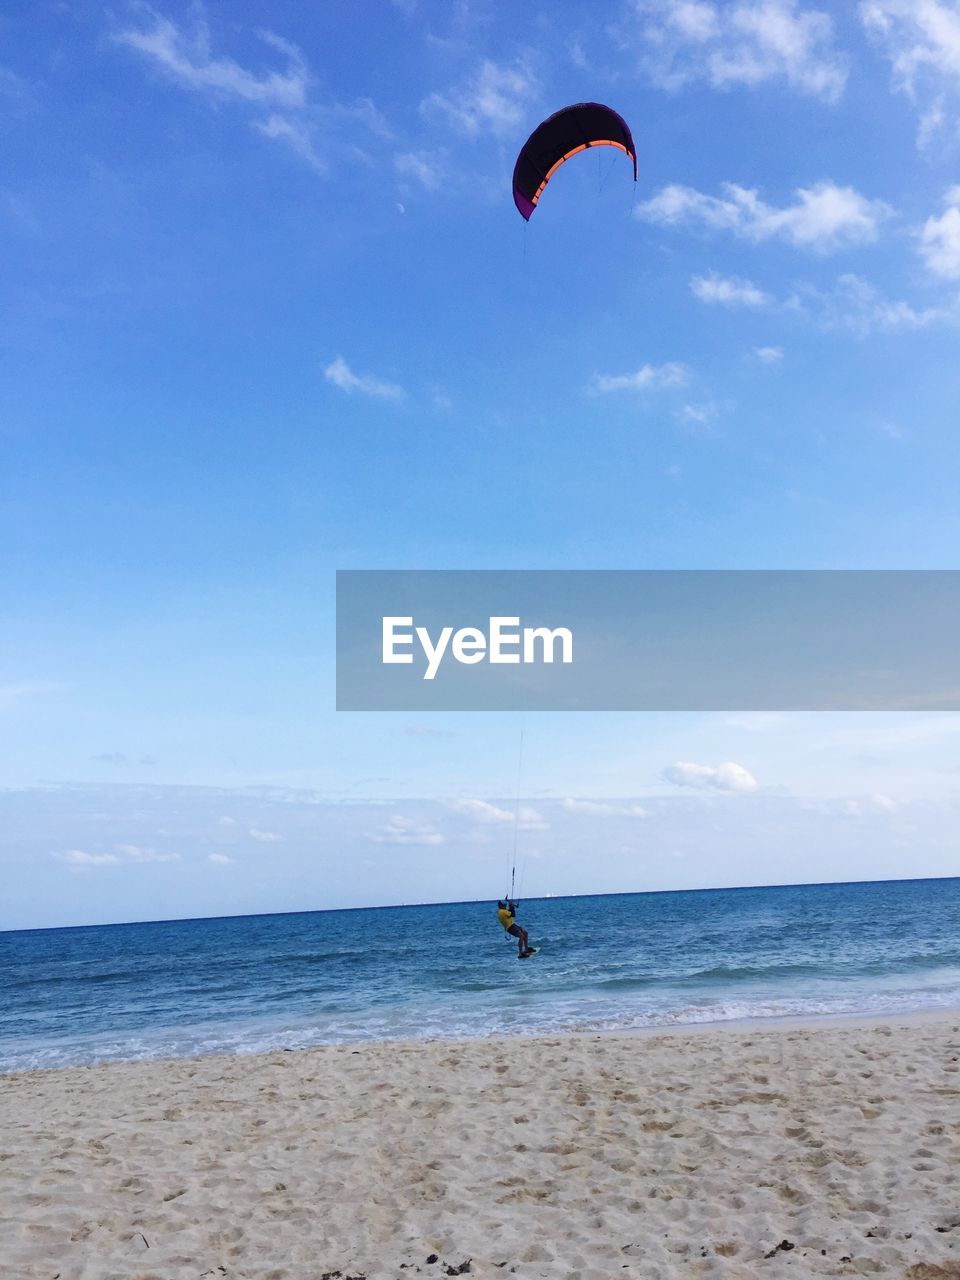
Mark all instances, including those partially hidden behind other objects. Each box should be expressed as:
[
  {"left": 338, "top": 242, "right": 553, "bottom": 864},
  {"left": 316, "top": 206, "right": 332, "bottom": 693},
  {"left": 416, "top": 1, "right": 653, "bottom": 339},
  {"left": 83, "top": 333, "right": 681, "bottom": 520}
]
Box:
[{"left": 497, "top": 900, "right": 532, "bottom": 958}]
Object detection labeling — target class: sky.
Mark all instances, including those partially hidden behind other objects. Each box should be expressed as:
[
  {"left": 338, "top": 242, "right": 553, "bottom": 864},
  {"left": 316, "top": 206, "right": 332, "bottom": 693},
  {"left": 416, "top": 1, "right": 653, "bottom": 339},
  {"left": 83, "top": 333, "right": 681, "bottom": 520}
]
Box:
[{"left": 3, "top": 0, "right": 960, "bottom": 929}]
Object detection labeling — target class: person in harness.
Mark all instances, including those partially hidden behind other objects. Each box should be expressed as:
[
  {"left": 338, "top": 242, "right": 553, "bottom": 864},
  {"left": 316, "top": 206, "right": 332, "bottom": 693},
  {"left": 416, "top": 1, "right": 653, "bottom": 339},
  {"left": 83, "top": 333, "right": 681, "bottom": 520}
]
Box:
[{"left": 497, "top": 900, "right": 533, "bottom": 958}]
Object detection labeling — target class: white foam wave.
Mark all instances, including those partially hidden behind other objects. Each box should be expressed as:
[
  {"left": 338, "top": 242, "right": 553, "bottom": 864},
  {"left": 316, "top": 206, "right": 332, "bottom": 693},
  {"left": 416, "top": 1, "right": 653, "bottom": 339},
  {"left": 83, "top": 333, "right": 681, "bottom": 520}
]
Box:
[{"left": 4, "top": 984, "right": 960, "bottom": 1073}]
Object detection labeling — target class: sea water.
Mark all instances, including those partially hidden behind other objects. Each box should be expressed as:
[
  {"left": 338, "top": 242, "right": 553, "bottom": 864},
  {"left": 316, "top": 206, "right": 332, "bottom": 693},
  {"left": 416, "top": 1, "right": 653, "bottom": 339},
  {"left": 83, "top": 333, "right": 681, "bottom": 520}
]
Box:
[{"left": 2, "top": 878, "right": 959, "bottom": 1072}]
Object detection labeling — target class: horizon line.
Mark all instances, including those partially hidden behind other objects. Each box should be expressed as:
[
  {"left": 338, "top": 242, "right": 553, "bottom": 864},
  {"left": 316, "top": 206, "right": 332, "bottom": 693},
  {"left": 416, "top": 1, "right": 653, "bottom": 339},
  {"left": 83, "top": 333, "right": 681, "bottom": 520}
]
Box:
[{"left": 4, "top": 872, "right": 958, "bottom": 937}]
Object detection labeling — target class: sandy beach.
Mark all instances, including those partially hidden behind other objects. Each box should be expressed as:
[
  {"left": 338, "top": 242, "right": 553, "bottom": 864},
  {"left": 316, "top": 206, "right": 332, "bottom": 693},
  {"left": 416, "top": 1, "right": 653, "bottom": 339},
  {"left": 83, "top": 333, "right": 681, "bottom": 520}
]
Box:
[{"left": 3, "top": 1015, "right": 960, "bottom": 1280}]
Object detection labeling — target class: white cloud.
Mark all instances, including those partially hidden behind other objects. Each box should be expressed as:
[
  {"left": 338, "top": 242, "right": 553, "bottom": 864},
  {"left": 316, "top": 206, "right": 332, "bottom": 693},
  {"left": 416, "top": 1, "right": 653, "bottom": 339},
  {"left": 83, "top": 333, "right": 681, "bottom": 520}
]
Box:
[
  {"left": 115, "top": 844, "right": 180, "bottom": 863},
  {"left": 839, "top": 792, "right": 902, "bottom": 818},
  {"left": 569, "top": 39, "right": 590, "bottom": 70},
  {"left": 754, "top": 344, "right": 784, "bottom": 363},
  {"left": 218, "top": 815, "right": 237, "bottom": 826},
  {"left": 394, "top": 150, "right": 445, "bottom": 191},
  {"left": 257, "top": 98, "right": 389, "bottom": 171},
  {"left": 917, "top": 100, "right": 948, "bottom": 149},
  {"left": 592, "top": 362, "right": 689, "bottom": 393},
  {"left": 861, "top": 1, "right": 960, "bottom": 143},
  {"left": 249, "top": 828, "right": 282, "bottom": 843},
  {"left": 743, "top": 272, "right": 960, "bottom": 333},
  {"left": 324, "top": 355, "right": 405, "bottom": 401},
  {"left": 691, "top": 272, "right": 769, "bottom": 306},
  {"left": 115, "top": 15, "right": 309, "bottom": 107},
  {"left": 802, "top": 272, "right": 960, "bottom": 334},
  {"left": 862, "top": 0, "right": 960, "bottom": 83},
  {"left": 55, "top": 844, "right": 179, "bottom": 867},
  {"left": 919, "top": 188, "right": 960, "bottom": 280},
  {"left": 562, "top": 798, "right": 649, "bottom": 816},
  {"left": 448, "top": 798, "right": 547, "bottom": 830},
  {"left": 332, "top": 97, "right": 392, "bottom": 140},
  {"left": 637, "top": 180, "right": 889, "bottom": 252},
  {"left": 630, "top": 0, "right": 848, "bottom": 101},
  {"left": 58, "top": 849, "right": 120, "bottom": 867},
  {"left": 115, "top": 15, "right": 387, "bottom": 176},
  {"left": 676, "top": 401, "right": 719, "bottom": 429},
  {"left": 406, "top": 724, "right": 455, "bottom": 738},
  {"left": 255, "top": 114, "right": 326, "bottom": 173},
  {"left": 209, "top": 852, "right": 233, "bottom": 865},
  {"left": 422, "top": 60, "right": 537, "bottom": 136},
  {"left": 374, "top": 815, "right": 445, "bottom": 846},
  {"left": 872, "top": 792, "right": 899, "bottom": 812},
  {"left": 662, "top": 761, "right": 759, "bottom": 792},
  {"left": 518, "top": 805, "right": 548, "bottom": 831},
  {"left": 449, "top": 798, "right": 513, "bottom": 823}
]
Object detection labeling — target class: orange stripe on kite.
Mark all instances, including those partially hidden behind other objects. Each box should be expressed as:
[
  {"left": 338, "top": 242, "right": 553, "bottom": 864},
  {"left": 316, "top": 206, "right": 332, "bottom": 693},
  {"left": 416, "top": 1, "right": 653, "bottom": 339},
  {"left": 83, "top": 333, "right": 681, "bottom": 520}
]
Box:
[{"left": 530, "top": 140, "right": 632, "bottom": 208}]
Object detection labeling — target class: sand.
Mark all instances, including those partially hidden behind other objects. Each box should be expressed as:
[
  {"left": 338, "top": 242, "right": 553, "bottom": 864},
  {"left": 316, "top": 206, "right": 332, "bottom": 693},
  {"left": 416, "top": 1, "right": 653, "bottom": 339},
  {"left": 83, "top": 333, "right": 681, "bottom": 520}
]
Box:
[{"left": 3, "top": 1016, "right": 960, "bottom": 1280}]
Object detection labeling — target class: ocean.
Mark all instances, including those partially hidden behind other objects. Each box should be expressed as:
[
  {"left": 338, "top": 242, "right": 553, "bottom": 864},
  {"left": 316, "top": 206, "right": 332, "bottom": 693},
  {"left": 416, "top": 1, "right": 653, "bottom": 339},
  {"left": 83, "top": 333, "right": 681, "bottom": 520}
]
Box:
[{"left": 2, "top": 878, "right": 959, "bottom": 1073}]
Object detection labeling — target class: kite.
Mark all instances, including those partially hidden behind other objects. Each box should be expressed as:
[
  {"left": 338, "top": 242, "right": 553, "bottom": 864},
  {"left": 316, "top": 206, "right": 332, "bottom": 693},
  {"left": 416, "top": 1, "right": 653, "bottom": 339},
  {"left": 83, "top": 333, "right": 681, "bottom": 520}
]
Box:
[{"left": 512, "top": 102, "right": 637, "bottom": 220}]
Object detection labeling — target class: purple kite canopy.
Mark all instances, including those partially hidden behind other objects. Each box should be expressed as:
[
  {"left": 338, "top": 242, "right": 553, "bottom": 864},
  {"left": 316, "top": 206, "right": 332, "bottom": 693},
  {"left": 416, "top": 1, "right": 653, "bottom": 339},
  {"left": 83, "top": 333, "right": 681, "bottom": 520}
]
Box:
[{"left": 512, "top": 102, "right": 638, "bottom": 220}]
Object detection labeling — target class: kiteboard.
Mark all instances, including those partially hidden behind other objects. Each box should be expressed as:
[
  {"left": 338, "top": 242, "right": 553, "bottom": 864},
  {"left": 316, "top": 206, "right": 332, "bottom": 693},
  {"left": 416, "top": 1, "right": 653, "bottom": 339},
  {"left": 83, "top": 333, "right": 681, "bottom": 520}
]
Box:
[{"left": 519, "top": 948, "right": 539, "bottom": 960}]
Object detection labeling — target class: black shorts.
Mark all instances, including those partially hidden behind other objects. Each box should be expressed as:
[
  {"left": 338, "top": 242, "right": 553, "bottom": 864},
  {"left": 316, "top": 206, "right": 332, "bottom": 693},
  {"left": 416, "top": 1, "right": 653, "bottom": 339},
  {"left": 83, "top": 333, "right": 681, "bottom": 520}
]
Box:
[{"left": 506, "top": 923, "right": 522, "bottom": 938}]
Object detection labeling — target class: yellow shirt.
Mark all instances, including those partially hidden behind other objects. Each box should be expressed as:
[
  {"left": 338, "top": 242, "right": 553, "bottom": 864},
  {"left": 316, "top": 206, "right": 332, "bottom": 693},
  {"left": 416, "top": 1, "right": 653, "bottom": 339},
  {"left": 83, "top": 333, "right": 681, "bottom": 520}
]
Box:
[{"left": 497, "top": 907, "right": 514, "bottom": 931}]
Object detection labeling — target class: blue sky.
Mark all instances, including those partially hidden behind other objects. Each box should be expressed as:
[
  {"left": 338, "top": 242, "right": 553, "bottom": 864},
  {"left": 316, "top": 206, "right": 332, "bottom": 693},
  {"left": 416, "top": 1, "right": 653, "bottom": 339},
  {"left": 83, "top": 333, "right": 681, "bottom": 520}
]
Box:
[{"left": 3, "top": 0, "right": 960, "bottom": 928}]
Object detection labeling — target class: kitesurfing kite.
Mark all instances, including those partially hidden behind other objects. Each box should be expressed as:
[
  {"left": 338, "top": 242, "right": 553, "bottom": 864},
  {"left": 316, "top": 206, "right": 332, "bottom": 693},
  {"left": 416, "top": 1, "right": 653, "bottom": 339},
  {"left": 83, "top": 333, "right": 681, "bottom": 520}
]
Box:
[{"left": 512, "top": 102, "right": 637, "bottom": 220}]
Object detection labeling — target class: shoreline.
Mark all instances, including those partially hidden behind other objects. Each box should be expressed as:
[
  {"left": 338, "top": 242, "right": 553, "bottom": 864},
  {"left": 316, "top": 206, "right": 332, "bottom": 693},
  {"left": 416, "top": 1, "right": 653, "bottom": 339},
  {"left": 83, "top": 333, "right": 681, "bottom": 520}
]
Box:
[
  {"left": 603, "top": 1003, "right": 960, "bottom": 1038},
  {"left": 4, "top": 1003, "right": 960, "bottom": 1081}
]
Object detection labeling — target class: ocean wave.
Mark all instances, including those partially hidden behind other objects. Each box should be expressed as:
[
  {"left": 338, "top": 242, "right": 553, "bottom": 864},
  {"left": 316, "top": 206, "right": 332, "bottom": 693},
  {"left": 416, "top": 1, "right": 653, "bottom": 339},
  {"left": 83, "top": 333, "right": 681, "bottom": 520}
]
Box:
[{"left": 4, "top": 984, "right": 960, "bottom": 1074}]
